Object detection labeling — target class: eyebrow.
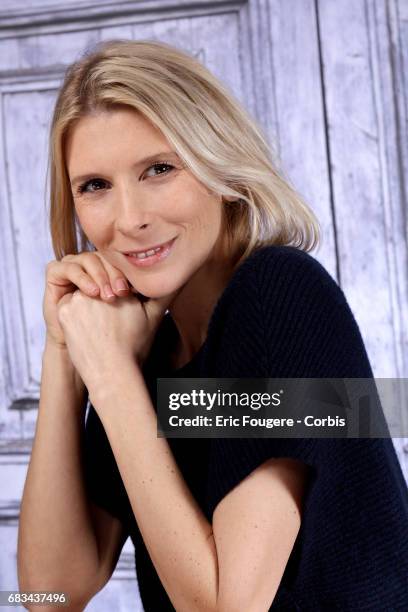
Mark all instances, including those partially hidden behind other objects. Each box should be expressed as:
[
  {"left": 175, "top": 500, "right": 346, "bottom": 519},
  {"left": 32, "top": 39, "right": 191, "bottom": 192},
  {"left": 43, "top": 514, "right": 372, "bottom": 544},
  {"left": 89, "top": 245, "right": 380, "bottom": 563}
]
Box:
[{"left": 69, "top": 150, "right": 180, "bottom": 188}]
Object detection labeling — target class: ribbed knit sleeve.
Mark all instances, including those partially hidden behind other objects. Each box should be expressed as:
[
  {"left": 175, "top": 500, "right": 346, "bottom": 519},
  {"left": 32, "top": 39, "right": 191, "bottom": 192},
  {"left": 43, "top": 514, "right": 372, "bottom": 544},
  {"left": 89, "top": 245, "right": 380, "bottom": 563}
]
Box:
[{"left": 202, "top": 246, "right": 408, "bottom": 609}]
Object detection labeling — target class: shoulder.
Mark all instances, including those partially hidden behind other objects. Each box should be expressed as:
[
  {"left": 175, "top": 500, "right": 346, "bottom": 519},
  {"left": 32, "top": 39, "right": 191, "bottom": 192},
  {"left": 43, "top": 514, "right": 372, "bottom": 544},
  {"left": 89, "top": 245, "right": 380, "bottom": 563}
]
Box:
[
  {"left": 244, "top": 245, "right": 337, "bottom": 284},
  {"left": 209, "top": 245, "right": 373, "bottom": 377},
  {"left": 227, "top": 245, "right": 348, "bottom": 312}
]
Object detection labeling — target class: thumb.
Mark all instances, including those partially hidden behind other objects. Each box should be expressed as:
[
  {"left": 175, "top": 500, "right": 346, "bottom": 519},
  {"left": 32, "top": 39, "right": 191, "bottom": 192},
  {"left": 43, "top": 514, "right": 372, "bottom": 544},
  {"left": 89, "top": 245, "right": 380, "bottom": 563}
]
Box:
[{"left": 58, "top": 290, "right": 77, "bottom": 308}]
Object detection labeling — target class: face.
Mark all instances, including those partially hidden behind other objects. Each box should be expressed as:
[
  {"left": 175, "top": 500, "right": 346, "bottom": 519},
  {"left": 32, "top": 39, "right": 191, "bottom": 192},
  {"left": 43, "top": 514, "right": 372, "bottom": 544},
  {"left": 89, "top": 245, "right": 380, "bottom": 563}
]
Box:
[{"left": 66, "top": 107, "right": 229, "bottom": 298}]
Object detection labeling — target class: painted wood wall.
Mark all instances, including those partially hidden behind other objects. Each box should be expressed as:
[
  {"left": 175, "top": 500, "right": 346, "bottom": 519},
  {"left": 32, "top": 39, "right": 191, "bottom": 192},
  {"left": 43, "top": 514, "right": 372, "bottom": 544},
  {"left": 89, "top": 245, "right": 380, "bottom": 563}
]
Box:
[{"left": 0, "top": 1, "right": 407, "bottom": 610}]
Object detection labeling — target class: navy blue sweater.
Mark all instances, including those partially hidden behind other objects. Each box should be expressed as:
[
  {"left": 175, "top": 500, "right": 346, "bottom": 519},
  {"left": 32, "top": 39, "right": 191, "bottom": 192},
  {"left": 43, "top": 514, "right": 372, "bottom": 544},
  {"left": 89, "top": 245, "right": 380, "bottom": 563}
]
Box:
[{"left": 83, "top": 245, "right": 408, "bottom": 611}]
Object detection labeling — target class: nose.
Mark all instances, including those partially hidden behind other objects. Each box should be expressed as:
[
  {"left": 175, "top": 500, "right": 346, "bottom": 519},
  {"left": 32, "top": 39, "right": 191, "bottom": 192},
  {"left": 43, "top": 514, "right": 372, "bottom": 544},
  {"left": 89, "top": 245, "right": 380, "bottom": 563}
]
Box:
[{"left": 114, "top": 182, "right": 152, "bottom": 233}]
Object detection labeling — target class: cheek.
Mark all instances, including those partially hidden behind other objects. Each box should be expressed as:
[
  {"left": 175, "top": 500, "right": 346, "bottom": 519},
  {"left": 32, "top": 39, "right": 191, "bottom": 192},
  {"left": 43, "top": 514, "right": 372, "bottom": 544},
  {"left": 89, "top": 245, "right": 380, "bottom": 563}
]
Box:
[
  {"left": 75, "top": 207, "right": 111, "bottom": 243},
  {"left": 172, "top": 176, "right": 221, "bottom": 227},
  {"left": 192, "top": 201, "right": 222, "bottom": 236},
  {"left": 175, "top": 189, "right": 221, "bottom": 227}
]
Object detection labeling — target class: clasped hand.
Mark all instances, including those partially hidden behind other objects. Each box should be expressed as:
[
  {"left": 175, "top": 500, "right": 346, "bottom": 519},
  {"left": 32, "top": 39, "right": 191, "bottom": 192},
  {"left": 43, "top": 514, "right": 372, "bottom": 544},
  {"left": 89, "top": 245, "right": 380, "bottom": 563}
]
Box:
[{"left": 57, "top": 287, "right": 176, "bottom": 393}]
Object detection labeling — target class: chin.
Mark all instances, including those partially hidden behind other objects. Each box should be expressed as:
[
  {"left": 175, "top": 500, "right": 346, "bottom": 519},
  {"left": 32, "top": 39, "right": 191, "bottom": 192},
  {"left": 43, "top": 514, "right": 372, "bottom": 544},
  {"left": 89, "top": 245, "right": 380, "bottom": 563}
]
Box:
[
  {"left": 126, "top": 263, "right": 195, "bottom": 300},
  {"left": 134, "top": 289, "right": 173, "bottom": 300},
  {"left": 129, "top": 279, "right": 178, "bottom": 300}
]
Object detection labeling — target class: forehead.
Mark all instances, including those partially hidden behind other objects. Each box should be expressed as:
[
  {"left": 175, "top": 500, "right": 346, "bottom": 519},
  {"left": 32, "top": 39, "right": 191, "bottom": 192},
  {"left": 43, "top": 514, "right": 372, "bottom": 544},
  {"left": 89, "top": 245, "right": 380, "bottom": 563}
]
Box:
[{"left": 65, "top": 108, "right": 170, "bottom": 171}]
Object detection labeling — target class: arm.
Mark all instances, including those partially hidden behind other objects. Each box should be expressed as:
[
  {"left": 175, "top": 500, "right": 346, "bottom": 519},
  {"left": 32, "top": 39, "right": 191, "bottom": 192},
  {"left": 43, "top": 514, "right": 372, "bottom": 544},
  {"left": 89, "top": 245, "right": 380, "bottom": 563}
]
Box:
[
  {"left": 213, "top": 456, "right": 310, "bottom": 611},
  {"left": 17, "top": 338, "right": 127, "bottom": 609},
  {"left": 89, "top": 363, "right": 309, "bottom": 612}
]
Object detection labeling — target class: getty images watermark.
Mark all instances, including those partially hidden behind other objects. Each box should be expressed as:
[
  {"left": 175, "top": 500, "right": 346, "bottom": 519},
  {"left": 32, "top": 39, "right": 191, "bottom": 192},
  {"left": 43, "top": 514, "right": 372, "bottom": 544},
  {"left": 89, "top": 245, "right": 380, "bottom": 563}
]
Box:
[{"left": 156, "top": 378, "right": 408, "bottom": 438}]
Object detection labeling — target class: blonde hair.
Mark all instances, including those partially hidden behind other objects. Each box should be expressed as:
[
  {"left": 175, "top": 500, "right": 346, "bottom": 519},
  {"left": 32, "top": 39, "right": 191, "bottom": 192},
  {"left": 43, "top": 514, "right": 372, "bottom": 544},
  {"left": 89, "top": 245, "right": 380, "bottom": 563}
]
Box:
[{"left": 48, "top": 39, "right": 320, "bottom": 266}]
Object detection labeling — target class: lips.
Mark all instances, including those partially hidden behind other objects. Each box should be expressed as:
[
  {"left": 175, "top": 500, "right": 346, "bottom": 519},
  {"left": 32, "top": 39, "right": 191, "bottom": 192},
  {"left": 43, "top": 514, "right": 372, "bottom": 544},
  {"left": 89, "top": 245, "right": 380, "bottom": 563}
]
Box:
[
  {"left": 123, "top": 238, "right": 175, "bottom": 255},
  {"left": 123, "top": 236, "right": 177, "bottom": 267}
]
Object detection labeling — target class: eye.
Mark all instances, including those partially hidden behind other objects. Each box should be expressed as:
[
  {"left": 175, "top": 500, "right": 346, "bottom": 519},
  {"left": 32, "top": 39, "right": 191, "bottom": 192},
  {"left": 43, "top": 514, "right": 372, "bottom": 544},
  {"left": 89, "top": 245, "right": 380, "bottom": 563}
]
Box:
[
  {"left": 143, "top": 162, "right": 174, "bottom": 179},
  {"left": 77, "top": 178, "right": 108, "bottom": 195},
  {"left": 75, "top": 162, "right": 175, "bottom": 196}
]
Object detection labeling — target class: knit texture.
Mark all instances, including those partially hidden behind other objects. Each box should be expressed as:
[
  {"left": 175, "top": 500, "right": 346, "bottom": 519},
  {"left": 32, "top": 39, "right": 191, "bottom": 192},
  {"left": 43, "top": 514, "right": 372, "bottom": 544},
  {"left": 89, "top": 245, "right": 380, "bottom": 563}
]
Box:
[{"left": 83, "top": 245, "right": 408, "bottom": 611}]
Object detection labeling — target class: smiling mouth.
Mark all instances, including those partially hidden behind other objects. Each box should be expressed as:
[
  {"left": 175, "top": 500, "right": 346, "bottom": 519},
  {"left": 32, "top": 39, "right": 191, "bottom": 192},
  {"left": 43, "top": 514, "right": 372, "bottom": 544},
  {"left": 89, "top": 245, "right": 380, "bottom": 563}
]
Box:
[
  {"left": 124, "top": 237, "right": 176, "bottom": 259},
  {"left": 123, "top": 237, "right": 177, "bottom": 266}
]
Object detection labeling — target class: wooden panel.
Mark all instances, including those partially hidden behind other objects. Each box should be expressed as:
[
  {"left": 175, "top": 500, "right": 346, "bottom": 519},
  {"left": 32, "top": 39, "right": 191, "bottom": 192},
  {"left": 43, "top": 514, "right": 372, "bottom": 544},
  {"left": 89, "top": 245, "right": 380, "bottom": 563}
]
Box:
[
  {"left": 0, "top": 29, "right": 100, "bottom": 72},
  {"left": 0, "top": 525, "right": 22, "bottom": 604},
  {"left": 0, "top": 2, "right": 407, "bottom": 608},
  {"left": 317, "top": 0, "right": 403, "bottom": 378},
  {"left": 3, "top": 90, "right": 56, "bottom": 387},
  {"left": 0, "top": 293, "right": 10, "bottom": 412},
  {"left": 128, "top": 13, "right": 244, "bottom": 101},
  {"left": 386, "top": 0, "right": 408, "bottom": 481},
  {"left": 0, "top": 95, "right": 30, "bottom": 411},
  {"left": 266, "top": 0, "right": 336, "bottom": 277},
  {"left": 317, "top": 0, "right": 408, "bottom": 477},
  {"left": 0, "top": 0, "right": 245, "bottom": 40}
]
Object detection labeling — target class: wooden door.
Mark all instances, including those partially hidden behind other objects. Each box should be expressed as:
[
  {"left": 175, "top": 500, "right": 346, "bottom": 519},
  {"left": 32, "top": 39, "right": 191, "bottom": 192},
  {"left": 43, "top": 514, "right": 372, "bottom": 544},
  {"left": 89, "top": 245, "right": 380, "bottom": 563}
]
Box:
[{"left": 0, "top": 1, "right": 407, "bottom": 609}]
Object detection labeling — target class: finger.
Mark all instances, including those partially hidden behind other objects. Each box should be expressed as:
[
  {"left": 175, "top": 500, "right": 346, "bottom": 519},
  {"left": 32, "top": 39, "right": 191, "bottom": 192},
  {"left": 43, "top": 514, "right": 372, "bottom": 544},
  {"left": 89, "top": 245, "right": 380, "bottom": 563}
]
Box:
[
  {"left": 47, "top": 260, "right": 100, "bottom": 298},
  {"left": 91, "top": 252, "right": 131, "bottom": 298},
  {"left": 62, "top": 254, "right": 119, "bottom": 301},
  {"left": 57, "top": 289, "right": 76, "bottom": 308},
  {"left": 69, "top": 252, "right": 130, "bottom": 301}
]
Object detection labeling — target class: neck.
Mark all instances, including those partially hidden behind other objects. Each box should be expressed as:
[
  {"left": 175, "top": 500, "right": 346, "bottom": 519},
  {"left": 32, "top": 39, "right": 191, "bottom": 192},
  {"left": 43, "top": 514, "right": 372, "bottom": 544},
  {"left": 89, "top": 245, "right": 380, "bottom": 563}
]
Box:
[{"left": 168, "top": 254, "right": 235, "bottom": 365}]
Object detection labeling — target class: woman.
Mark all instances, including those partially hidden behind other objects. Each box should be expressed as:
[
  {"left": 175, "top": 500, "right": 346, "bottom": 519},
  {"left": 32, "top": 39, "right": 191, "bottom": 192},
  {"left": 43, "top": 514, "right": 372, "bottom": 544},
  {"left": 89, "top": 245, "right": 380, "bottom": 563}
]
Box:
[{"left": 17, "top": 40, "right": 408, "bottom": 611}]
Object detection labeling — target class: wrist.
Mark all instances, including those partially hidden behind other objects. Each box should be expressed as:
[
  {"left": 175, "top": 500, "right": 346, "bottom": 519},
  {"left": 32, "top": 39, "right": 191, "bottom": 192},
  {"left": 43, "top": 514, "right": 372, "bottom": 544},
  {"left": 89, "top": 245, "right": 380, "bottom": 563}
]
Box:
[
  {"left": 43, "top": 336, "right": 86, "bottom": 397},
  {"left": 87, "top": 358, "right": 144, "bottom": 407},
  {"left": 44, "top": 333, "right": 69, "bottom": 353}
]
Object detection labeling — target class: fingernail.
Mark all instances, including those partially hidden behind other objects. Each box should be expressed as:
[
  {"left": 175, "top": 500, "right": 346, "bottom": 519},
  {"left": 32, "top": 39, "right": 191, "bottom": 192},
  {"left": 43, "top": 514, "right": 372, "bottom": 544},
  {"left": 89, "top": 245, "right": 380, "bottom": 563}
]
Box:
[
  {"left": 87, "top": 283, "right": 99, "bottom": 294},
  {"left": 104, "top": 284, "right": 115, "bottom": 298},
  {"left": 115, "top": 279, "right": 128, "bottom": 293}
]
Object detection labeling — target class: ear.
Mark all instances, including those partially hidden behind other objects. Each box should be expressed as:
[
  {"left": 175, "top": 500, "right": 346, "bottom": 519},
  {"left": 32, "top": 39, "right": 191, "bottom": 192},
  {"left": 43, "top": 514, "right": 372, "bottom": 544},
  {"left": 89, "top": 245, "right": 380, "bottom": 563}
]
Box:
[{"left": 223, "top": 195, "right": 238, "bottom": 203}]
